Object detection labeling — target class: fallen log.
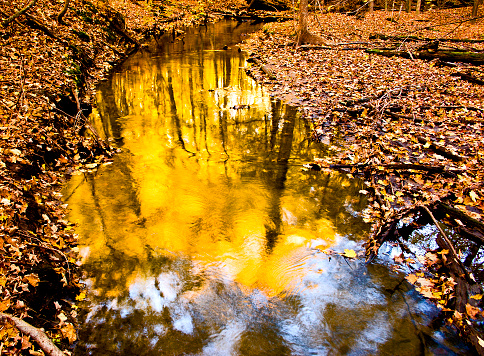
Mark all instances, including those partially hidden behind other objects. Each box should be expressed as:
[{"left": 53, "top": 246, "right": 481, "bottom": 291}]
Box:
[
  {"left": 366, "top": 48, "right": 484, "bottom": 64},
  {"left": 246, "top": 0, "right": 289, "bottom": 11},
  {"left": 329, "top": 162, "right": 447, "bottom": 173},
  {"left": 298, "top": 44, "right": 332, "bottom": 50},
  {"left": 369, "top": 33, "right": 484, "bottom": 44}
]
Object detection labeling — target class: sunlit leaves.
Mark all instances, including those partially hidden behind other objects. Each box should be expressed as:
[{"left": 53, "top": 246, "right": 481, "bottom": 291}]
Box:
[
  {"left": 60, "top": 323, "right": 77, "bottom": 344},
  {"left": 341, "top": 249, "right": 356, "bottom": 259},
  {"left": 75, "top": 292, "right": 86, "bottom": 301}
]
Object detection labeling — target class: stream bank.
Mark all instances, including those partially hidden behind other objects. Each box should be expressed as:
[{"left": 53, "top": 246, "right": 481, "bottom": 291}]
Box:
[
  {"left": 0, "top": 0, "right": 249, "bottom": 354},
  {"left": 239, "top": 6, "right": 484, "bottom": 354}
]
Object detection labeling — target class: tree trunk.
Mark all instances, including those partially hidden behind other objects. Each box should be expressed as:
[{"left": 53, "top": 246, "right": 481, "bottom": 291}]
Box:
[
  {"left": 369, "top": 0, "right": 374, "bottom": 12},
  {"left": 297, "top": 0, "right": 309, "bottom": 45},
  {"left": 406, "top": 0, "right": 412, "bottom": 12},
  {"left": 416, "top": 0, "right": 421, "bottom": 14},
  {"left": 296, "top": 0, "right": 324, "bottom": 45},
  {"left": 1, "top": 0, "right": 37, "bottom": 27},
  {"left": 472, "top": 0, "right": 480, "bottom": 18}
]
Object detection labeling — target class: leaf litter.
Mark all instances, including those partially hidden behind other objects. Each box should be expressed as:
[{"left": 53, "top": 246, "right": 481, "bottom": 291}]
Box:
[
  {"left": 0, "top": 0, "right": 245, "bottom": 354},
  {"left": 240, "top": 6, "right": 484, "bottom": 354}
]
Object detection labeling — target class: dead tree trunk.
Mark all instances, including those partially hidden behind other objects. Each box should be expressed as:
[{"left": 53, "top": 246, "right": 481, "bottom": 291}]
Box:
[
  {"left": 472, "top": 0, "right": 481, "bottom": 19},
  {"left": 416, "top": 0, "right": 422, "bottom": 14},
  {"left": 406, "top": 0, "right": 412, "bottom": 12}
]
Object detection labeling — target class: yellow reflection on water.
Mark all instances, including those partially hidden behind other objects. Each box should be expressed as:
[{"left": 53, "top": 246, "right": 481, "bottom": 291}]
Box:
[{"left": 64, "top": 38, "right": 363, "bottom": 301}]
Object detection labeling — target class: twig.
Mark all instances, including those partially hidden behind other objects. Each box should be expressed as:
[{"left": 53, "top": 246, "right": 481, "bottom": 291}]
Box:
[
  {"left": 0, "top": 312, "right": 65, "bottom": 356},
  {"left": 17, "top": 231, "right": 72, "bottom": 283},
  {"left": 1, "top": 0, "right": 37, "bottom": 27},
  {"left": 422, "top": 205, "right": 459, "bottom": 258},
  {"left": 72, "top": 90, "right": 105, "bottom": 147}
]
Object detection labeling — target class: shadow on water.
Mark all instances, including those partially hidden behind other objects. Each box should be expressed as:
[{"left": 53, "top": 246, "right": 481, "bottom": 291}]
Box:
[{"left": 63, "top": 20, "right": 471, "bottom": 355}]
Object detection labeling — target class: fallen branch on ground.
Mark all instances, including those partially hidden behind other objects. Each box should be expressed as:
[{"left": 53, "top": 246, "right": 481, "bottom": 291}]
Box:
[
  {"left": 247, "top": 56, "right": 277, "bottom": 79},
  {"left": 1, "top": 0, "right": 37, "bottom": 27},
  {"left": 366, "top": 48, "right": 484, "bottom": 64},
  {"left": 451, "top": 72, "right": 484, "bottom": 86},
  {"left": 0, "top": 313, "right": 65, "bottom": 356},
  {"left": 369, "top": 33, "right": 484, "bottom": 44}
]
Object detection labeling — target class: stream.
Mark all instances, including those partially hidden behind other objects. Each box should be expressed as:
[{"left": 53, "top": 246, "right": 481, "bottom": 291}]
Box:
[{"left": 62, "top": 19, "right": 471, "bottom": 355}]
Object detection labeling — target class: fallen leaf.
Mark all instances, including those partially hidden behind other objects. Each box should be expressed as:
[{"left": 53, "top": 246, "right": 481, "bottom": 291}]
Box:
[
  {"left": 0, "top": 298, "right": 10, "bottom": 312},
  {"left": 406, "top": 274, "right": 418, "bottom": 284},
  {"left": 58, "top": 312, "right": 68, "bottom": 323},
  {"left": 342, "top": 249, "right": 356, "bottom": 258},
  {"left": 24, "top": 274, "right": 40, "bottom": 287},
  {"left": 469, "top": 190, "right": 479, "bottom": 203},
  {"left": 61, "top": 323, "right": 77, "bottom": 343},
  {"left": 466, "top": 303, "right": 480, "bottom": 319}
]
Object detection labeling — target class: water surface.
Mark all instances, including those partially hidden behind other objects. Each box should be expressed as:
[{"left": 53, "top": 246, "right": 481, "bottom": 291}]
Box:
[{"left": 63, "top": 20, "right": 469, "bottom": 355}]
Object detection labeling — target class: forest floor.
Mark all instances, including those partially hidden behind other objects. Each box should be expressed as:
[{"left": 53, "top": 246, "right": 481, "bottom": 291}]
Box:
[
  {"left": 240, "top": 6, "right": 484, "bottom": 354},
  {"left": 0, "top": 0, "right": 484, "bottom": 354},
  {"left": 0, "top": 0, "right": 246, "bottom": 354}
]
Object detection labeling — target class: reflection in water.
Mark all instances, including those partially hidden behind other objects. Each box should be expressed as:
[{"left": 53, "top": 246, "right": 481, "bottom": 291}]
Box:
[{"left": 64, "top": 21, "right": 469, "bottom": 355}]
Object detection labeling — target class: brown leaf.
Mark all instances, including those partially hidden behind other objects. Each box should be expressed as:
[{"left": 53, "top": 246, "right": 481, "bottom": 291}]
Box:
[
  {"left": 406, "top": 274, "right": 418, "bottom": 284},
  {"left": 24, "top": 274, "right": 40, "bottom": 287},
  {"left": 21, "top": 335, "right": 32, "bottom": 350},
  {"left": 466, "top": 303, "right": 480, "bottom": 319},
  {"left": 61, "top": 323, "right": 77, "bottom": 344}
]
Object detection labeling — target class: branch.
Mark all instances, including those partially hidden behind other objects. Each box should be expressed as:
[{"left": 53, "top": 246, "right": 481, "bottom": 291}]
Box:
[
  {"left": 328, "top": 162, "right": 462, "bottom": 174},
  {"left": 0, "top": 313, "right": 65, "bottom": 356},
  {"left": 1, "top": 0, "right": 37, "bottom": 27},
  {"left": 57, "top": 0, "right": 69, "bottom": 24},
  {"left": 423, "top": 205, "right": 460, "bottom": 260},
  {"left": 436, "top": 202, "right": 484, "bottom": 237},
  {"left": 416, "top": 136, "right": 466, "bottom": 162},
  {"left": 72, "top": 90, "right": 105, "bottom": 149},
  {"left": 369, "top": 33, "right": 484, "bottom": 44}
]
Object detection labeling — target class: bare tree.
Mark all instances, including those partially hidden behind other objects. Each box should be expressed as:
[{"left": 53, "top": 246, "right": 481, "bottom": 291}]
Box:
[{"left": 406, "top": 0, "right": 412, "bottom": 13}]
